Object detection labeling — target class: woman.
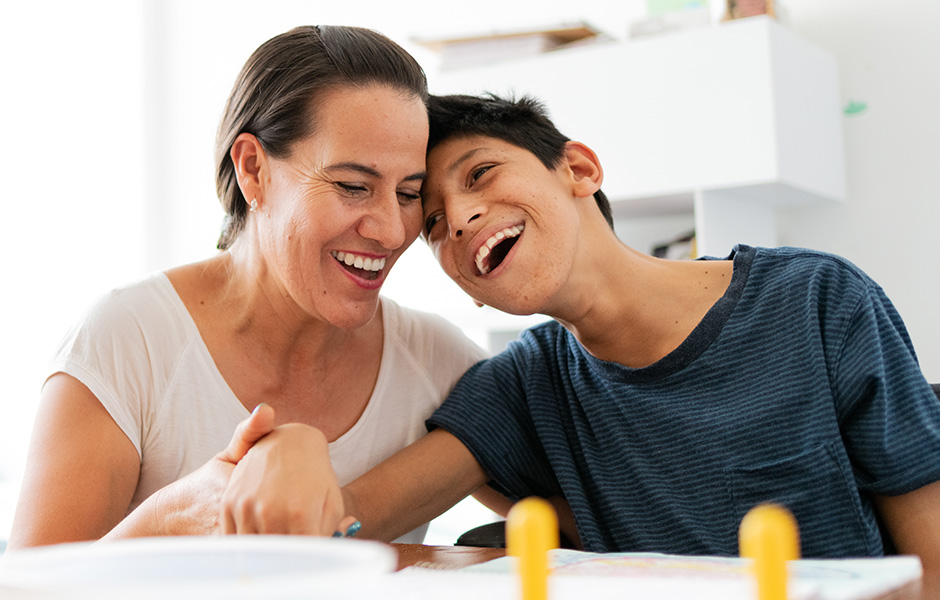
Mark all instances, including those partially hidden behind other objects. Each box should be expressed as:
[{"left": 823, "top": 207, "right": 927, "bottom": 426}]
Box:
[{"left": 8, "top": 25, "right": 484, "bottom": 548}]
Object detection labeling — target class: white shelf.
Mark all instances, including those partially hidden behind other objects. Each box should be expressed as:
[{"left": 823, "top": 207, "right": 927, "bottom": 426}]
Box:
[{"left": 427, "top": 16, "right": 845, "bottom": 258}]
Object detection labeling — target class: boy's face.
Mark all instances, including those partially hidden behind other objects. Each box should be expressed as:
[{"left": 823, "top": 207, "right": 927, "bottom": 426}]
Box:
[{"left": 421, "top": 135, "right": 581, "bottom": 315}]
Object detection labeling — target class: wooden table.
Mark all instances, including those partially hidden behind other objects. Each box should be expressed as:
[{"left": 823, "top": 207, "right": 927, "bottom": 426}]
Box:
[
  {"left": 391, "top": 544, "right": 924, "bottom": 599},
  {"left": 394, "top": 543, "right": 505, "bottom": 571},
  {"left": 869, "top": 582, "right": 923, "bottom": 600}
]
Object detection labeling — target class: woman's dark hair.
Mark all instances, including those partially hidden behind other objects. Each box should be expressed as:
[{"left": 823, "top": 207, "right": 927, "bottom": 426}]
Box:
[
  {"left": 215, "top": 25, "right": 428, "bottom": 249},
  {"left": 427, "top": 93, "right": 613, "bottom": 229}
]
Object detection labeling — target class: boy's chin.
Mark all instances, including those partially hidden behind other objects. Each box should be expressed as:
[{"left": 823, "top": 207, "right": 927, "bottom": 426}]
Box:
[{"left": 481, "top": 298, "right": 541, "bottom": 317}]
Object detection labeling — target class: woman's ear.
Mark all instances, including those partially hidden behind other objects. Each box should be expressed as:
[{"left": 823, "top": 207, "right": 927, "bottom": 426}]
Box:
[
  {"left": 230, "top": 132, "right": 267, "bottom": 205},
  {"left": 563, "top": 141, "right": 603, "bottom": 198}
]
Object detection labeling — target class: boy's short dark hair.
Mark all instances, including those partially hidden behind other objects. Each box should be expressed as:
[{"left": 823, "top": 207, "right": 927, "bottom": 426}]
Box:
[{"left": 427, "top": 93, "right": 614, "bottom": 229}]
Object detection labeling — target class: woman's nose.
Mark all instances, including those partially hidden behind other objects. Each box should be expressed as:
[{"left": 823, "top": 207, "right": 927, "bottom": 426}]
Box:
[{"left": 361, "top": 192, "right": 408, "bottom": 249}]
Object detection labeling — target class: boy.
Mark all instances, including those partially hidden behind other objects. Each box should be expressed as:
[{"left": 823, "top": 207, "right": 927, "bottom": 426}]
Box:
[{"left": 226, "top": 93, "right": 940, "bottom": 586}]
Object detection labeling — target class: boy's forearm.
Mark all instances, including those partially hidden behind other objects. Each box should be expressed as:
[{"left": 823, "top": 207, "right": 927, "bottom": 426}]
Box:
[
  {"left": 875, "top": 480, "right": 940, "bottom": 597},
  {"left": 344, "top": 429, "right": 488, "bottom": 542}
]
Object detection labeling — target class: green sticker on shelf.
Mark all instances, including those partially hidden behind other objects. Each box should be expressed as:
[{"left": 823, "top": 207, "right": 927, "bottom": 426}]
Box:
[
  {"left": 844, "top": 100, "right": 868, "bottom": 116},
  {"left": 646, "top": 0, "right": 708, "bottom": 15}
]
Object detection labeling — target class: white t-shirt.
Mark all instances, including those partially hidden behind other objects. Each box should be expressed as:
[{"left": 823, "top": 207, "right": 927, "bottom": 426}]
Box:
[{"left": 49, "top": 273, "right": 486, "bottom": 542}]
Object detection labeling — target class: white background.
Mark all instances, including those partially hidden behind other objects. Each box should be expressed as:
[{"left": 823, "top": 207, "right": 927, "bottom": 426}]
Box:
[{"left": 1, "top": 0, "right": 938, "bottom": 543}]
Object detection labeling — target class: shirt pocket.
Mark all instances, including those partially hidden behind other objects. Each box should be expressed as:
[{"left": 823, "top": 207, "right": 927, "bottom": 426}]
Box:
[{"left": 725, "top": 438, "right": 879, "bottom": 558}]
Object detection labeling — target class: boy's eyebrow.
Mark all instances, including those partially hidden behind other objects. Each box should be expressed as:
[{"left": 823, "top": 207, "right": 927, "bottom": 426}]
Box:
[
  {"left": 325, "top": 162, "right": 426, "bottom": 181},
  {"left": 446, "top": 148, "right": 488, "bottom": 174}
]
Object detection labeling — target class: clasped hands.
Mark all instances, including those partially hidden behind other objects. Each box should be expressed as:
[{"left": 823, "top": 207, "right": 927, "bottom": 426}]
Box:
[{"left": 210, "top": 404, "right": 357, "bottom": 537}]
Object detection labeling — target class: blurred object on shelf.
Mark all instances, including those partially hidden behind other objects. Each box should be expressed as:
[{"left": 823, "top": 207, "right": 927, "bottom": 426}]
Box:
[
  {"left": 722, "top": 0, "right": 776, "bottom": 21},
  {"left": 413, "top": 23, "right": 608, "bottom": 71},
  {"left": 630, "top": 0, "right": 711, "bottom": 39},
  {"left": 653, "top": 230, "right": 697, "bottom": 260}
]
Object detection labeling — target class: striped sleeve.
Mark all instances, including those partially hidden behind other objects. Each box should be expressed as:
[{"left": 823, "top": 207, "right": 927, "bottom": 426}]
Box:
[
  {"left": 832, "top": 282, "right": 940, "bottom": 494},
  {"left": 427, "top": 345, "right": 562, "bottom": 502}
]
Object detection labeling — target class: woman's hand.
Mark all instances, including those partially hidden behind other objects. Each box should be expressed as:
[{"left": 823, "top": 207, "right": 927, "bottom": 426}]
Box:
[
  {"left": 105, "top": 403, "right": 278, "bottom": 539},
  {"left": 221, "top": 421, "right": 349, "bottom": 535}
]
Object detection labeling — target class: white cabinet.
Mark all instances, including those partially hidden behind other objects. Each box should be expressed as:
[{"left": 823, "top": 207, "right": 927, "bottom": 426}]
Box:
[{"left": 427, "top": 16, "right": 845, "bottom": 258}]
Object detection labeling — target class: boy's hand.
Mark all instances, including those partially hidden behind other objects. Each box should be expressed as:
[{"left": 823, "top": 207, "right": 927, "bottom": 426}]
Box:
[{"left": 221, "top": 421, "right": 348, "bottom": 535}]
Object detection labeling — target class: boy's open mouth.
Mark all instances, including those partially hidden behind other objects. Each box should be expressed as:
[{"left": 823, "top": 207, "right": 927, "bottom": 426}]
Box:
[
  {"left": 475, "top": 224, "right": 524, "bottom": 275},
  {"left": 331, "top": 251, "right": 386, "bottom": 281}
]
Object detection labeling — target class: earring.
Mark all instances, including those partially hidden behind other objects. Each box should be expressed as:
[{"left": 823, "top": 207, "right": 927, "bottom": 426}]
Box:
[{"left": 249, "top": 198, "right": 258, "bottom": 212}]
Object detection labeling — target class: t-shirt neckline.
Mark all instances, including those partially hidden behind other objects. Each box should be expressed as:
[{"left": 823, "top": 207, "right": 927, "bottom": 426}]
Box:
[{"left": 575, "top": 244, "right": 757, "bottom": 383}]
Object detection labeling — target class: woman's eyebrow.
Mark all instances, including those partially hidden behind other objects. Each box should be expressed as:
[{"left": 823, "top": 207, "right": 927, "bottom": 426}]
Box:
[
  {"left": 325, "top": 162, "right": 425, "bottom": 182},
  {"left": 403, "top": 171, "right": 427, "bottom": 182},
  {"left": 324, "top": 162, "right": 382, "bottom": 177}
]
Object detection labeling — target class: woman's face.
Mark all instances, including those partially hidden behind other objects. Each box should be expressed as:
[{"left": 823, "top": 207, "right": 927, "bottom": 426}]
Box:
[{"left": 258, "top": 84, "right": 428, "bottom": 331}]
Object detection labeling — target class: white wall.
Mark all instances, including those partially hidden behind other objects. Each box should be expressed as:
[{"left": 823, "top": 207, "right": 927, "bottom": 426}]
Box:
[
  {"left": 2, "top": 0, "right": 938, "bottom": 540},
  {"left": 0, "top": 1, "right": 149, "bottom": 534},
  {"left": 774, "top": 0, "right": 940, "bottom": 381}
]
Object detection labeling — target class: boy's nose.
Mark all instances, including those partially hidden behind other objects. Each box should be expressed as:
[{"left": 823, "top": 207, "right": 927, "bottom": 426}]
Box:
[{"left": 454, "top": 213, "right": 481, "bottom": 239}]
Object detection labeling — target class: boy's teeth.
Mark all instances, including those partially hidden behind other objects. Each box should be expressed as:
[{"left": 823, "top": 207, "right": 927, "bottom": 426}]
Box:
[
  {"left": 331, "top": 251, "right": 386, "bottom": 272},
  {"left": 475, "top": 224, "right": 524, "bottom": 275}
]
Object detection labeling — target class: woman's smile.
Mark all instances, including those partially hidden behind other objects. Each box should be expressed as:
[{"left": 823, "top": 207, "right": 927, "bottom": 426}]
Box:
[{"left": 330, "top": 250, "right": 389, "bottom": 287}]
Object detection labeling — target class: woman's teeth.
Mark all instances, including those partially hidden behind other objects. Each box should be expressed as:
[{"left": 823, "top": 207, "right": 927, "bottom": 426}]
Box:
[
  {"left": 331, "top": 251, "right": 386, "bottom": 272},
  {"left": 475, "top": 224, "right": 524, "bottom": 275}
]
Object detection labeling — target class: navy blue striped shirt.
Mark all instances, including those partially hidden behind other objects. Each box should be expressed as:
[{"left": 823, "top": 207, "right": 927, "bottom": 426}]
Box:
[{"left": 429, "top": 245, "right": 940, "bottom": 557}]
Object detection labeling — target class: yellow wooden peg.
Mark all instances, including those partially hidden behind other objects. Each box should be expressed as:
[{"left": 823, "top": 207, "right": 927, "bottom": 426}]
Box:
[
  {"left": 739, "top": 503, "right": 801, "bottom": 600},
  {"left": 506, "top": 497, "right": 559, "bottom": 600}
]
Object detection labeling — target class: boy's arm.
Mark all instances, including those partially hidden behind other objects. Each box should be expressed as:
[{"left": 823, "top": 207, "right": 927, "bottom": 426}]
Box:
[
  {"left": 221, "top": 426, "right": 486, "bottom": 540},
  {"left": 471, "top": 485, "right": 514, "bottom": 517},
  {"left": 469, "top": 487, "right": 583, "bottom": 549},
  {"left": 344, "top": 428, "right": 488, "bottom": 541},
  {"left": 875, "top": 481, "right": 940, "bottom": 596}
]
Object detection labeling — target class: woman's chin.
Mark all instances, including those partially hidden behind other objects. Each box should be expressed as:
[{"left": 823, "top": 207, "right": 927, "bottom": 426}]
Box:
[{"left": 324, "top": 302, "right": 382, "bottom": 332}]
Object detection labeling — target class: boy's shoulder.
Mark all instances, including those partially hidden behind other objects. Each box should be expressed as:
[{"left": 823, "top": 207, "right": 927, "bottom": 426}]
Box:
[
  {"left": 748, "top": 244, "right": 868, "bottom": 273},
  {"left": 488, "top": 320, "right": 570, "bottom": 367},
  {"left": 743, "top": 245, "right": 879, "bottom": 294},
  {"left": 517, "top": 319, "right": 568, "bottom": 345}
]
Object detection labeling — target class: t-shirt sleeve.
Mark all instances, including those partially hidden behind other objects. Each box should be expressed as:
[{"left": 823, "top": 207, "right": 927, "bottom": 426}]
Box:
[
  {"left": 48, "top": 288, "right": 156, "bottom": 458},
  {"left": 832, "top": 282, "right": 940, "bottom": 495},
  {"left": 413, "top": 309, "right": 489, "bottom": 398},
  {"left": 427, "top": 345, "right": 561, "bottom": 502}
]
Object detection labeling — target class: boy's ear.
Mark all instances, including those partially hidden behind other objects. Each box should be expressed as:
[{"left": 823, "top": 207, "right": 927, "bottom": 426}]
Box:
[
  {"left": 230, "top": 132, "right": 268, "bottom": 205},
  {"left": 563, "top": 141, "right": 603, "bottom": 198}
]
